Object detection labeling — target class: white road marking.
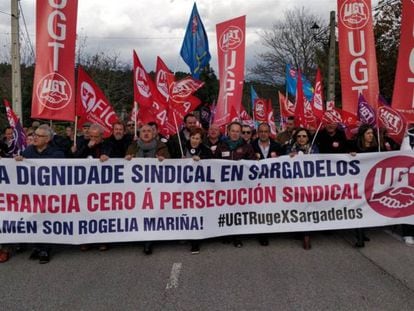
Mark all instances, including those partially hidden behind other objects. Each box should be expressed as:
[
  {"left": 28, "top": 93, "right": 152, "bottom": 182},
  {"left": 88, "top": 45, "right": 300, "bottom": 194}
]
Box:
[{"left": 166, "top": 262, "right": 182, "bottom": 289}]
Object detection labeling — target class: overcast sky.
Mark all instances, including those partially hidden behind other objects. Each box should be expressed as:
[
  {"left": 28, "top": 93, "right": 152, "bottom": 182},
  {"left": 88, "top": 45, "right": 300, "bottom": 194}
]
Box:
[{"left": 0, "top": 0, "right": 379, "bottom": 73}]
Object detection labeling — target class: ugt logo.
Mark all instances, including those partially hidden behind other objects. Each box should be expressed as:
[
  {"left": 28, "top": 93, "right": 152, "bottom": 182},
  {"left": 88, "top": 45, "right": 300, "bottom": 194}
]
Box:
[
  {"left": 340, "top": 0, "right": 370, "bottom": 30},
  {"left": 255, "top": 99, "right": 266, "bottom": 119},
  {"left": 36, "top": 72, "right": 71, "bottom": 110},
  {"left": 365, "top": 156, "right": 414, "bottom": 218},
  {"left": 219, "top": 26, "right": 243, "bottom": 52}
]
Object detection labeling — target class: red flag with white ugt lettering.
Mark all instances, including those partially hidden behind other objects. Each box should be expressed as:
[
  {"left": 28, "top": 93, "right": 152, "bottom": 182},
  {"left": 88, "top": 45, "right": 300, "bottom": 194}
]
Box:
[{"left": 31, "top": 0, "right": 78, "bottom": 121}]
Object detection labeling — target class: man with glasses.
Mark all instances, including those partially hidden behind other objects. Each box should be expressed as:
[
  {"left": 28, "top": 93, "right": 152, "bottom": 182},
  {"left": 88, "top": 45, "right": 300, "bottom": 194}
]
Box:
[
  {"left": 215, "top": 121, "right": 256, "bottom": 247},
  {"left": 73, "top": 124, "right": 109, "bottom": 161},
  {"left": 72, "top": 124, "right": 110, "bottom": 251},
  {"left": 14, "top": 124, "right": 64, "bottom": 264},
  {"left": 126, "top": 121, "right": 137, "bottom": 136}
]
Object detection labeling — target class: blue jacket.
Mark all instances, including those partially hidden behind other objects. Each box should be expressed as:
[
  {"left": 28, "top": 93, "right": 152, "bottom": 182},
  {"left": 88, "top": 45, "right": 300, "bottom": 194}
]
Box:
[{"left": 22, "top": 145, "right": 65, "bottom": 159}]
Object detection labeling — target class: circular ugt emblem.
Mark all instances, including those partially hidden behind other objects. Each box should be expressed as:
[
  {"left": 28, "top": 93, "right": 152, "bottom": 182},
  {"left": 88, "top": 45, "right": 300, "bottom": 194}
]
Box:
[
  {"left": 219, "top": 26, "right": 243, "bottom": 52},
  {"left": 339, "top": 0, "right": 370, "bottom": 30},
  {"left": 36, "top": 72, "right": 72, "bottom": 110},
  {"left": 365, "top": 156, "right": 414, "bottom": 218}
]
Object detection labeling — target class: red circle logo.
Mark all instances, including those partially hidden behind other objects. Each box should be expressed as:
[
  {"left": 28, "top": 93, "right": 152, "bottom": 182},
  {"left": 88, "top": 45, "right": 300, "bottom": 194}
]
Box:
[
  {"left": 339, "top": 0, "right": 370, "bottom": 30},
  {"left": 365, "top": 156, "right": 414, "bottom": 218},
  {"left": 36, "top": 73, "right": 72, "bottom": 110},
  {"left": 219, "top": 26, "right": 243, "bottom": 52}
]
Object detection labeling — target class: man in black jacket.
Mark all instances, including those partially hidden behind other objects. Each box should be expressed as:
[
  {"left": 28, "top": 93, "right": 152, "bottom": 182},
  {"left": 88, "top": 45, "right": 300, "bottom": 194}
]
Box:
[
  {"left": 15, "top": 124, "right": 64, "bottom": 264},
  {"left": 251, "top": 123, "right": 284, "bottom": 159},
  {"left": 104, "top": 121, "right": 133, "bottom": 158}
]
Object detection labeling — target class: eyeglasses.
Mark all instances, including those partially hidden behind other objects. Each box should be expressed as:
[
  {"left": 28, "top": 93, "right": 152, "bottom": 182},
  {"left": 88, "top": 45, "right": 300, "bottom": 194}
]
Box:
[
  {"left": 242, "top": 131, "right": 251, "bottom": 134},
  {"left": 127, "top": 124, "right": 134, "bottom": 127},
  {"left": 33, "top": 133, "right": 48, "bottom": 138},
  {"left": 297, "top": 135, "right": 308, "bottom": 138}
]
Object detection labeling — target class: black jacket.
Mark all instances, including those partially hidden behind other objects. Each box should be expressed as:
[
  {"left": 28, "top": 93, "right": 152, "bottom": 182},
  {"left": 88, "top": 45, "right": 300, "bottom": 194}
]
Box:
[{"left": 251, "top": 138, "right": 284, "bottom": 159}]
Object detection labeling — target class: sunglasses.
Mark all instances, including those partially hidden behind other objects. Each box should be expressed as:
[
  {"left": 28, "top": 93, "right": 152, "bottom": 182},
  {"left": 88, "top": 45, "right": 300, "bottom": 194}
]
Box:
[
  {"left": 242, "top": 131, "right": 251, "bottom": 134},
  {"left": 127, "top": 124, "right": 134, "bottom": 127}
]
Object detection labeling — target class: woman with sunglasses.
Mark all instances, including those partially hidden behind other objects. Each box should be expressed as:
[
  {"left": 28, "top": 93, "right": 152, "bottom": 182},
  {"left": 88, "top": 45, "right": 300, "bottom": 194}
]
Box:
[
  {"left": 286, "top": 127, "right": 318, "bottom": 250},
  {"left": 286, "top": 127, "right": 319, "bottom": 156}
]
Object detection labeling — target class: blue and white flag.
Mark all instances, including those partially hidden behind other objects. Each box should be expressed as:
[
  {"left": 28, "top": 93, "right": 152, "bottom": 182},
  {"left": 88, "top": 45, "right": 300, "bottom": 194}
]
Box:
[
  {"left": 180, "top": 3, "right": 211, "bottom": 79},
  {"left": 285, "top": 64, "right": 314, "bottom": 101}
]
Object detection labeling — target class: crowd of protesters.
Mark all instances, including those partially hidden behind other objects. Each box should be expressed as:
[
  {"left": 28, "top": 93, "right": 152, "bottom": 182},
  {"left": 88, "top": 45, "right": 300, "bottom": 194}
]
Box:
[{"left": 0, "top": 114, "right": 413, "bottom": 264}]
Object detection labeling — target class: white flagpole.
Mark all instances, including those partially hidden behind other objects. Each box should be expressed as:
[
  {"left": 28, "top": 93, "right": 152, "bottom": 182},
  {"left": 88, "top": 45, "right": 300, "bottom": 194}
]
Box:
[{"left": 173, "top": 111, "right": 184, "bottom": 158}]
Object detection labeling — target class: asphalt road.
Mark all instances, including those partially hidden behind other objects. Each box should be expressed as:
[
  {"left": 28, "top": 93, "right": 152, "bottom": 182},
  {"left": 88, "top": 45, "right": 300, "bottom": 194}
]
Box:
[{"left": 1, "top": 228, "right": 414, "bottom": 311}]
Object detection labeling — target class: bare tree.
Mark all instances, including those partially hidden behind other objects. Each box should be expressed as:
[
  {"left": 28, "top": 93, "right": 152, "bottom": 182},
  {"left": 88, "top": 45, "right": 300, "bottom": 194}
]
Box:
[{"left": 250, "top": 7, "right": 326, "bottom": 84}]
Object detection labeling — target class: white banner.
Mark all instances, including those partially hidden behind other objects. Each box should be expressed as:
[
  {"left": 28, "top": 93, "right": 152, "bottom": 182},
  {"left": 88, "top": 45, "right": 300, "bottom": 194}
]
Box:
[{"left": 0, "top": 152, "right": 413, "bottom": 244}]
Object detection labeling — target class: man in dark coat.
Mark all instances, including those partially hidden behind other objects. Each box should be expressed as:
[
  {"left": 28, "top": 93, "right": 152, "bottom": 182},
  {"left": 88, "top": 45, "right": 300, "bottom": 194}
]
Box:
[
  {"left": 251, "top": 123, "right": 284, "bottom": 159},
  {"left": 15, "top": 124, "right": 64, "bottom": 264}
]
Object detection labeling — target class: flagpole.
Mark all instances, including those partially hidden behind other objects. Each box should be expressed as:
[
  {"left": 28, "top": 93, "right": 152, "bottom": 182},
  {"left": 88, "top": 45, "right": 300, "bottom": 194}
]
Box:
[
  {"left": 375, "top": 94, "right": 381, "bottom": 152},
  {"left": 283, "top": 74, "right": 289, "bottom": 131},
  {"left": 134, "top": 101, "right": 138, "bottom": 140},
  {"left": 310, "top": 120, "right": 323, "bottom": 153},
  {"left": 73, "top": 116, "right": 78, "bottom": 147},
  {"left": 173, "top": 111, "right": 184, "bottom": 158}
]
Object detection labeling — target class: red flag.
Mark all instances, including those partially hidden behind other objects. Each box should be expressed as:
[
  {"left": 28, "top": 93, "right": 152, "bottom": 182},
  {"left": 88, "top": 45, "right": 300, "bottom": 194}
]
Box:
[
  {"left": 169, "top": 77, "right": 204, "bottom": 106},
  {"left": 377, "top": 100, "right": 407, "bottom": 145},
  {"left": 304, "top": 98, "right": 318, "bottom": 128},
  {"left": 133, "top": 50, "right": 157, "bottom": 109},
  {"left": 392, "top": 0, "right": 414, "bottom": 122},
  {"left": 311, "top": 68, "right": 324, "bottom": 120},
  {"left": 156, "top": 56, "right": 175, "bottom": 105},
  {"left": 76, "top": 66, "right": 118, "bottom": 138},
  {"left": 341, "top": 109, "right": 359, "bottom": 127},
  {"left": 229, "top": 105, "right": 240, "bottom": 123},
  {"left": 342, "top": 109, "right": 359, "bottom": 139},
  {"left": 133, "top": 52, "right": 170, "bottom": 133},
  {"left": 323, "top": 108, "right": 343, "bottom": 124},
  {"left": 31, "top": 0, "right": 78, "bottom": 121},
  {"left": 278, "top": 91, "right": 295, "bottom": 118},
  {"left": 240, "top": 106, "right": 255, "bottom": 128},
  {"left": 253, "top": 98, "right": 268, "bottom": 122},
  {"left": 267, "top": 99, "right": 277, "bottom": 138},
  {"left": 214, "top": 15, "right": 246, "bottom": 127},
  {"left": 294, "top": 71, "right": 306, "bottom": 127},
  {"left": 337, "top": 0, "right": 379, "bottom": 115},
  {"left": 154, "top": 57, "right": 204, "bottom": 136},
  {"left": 323, "top": 108, "right": 359, "bottom": 140},
  {"left": 166, "top": 96, "right": 201, "bottom": 136}
]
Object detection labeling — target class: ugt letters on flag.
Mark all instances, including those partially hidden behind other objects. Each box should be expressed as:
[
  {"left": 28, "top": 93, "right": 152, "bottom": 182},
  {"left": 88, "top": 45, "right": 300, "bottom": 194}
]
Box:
[{"left": 31, "top": 0, "right": 78, "bottom": 121}]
